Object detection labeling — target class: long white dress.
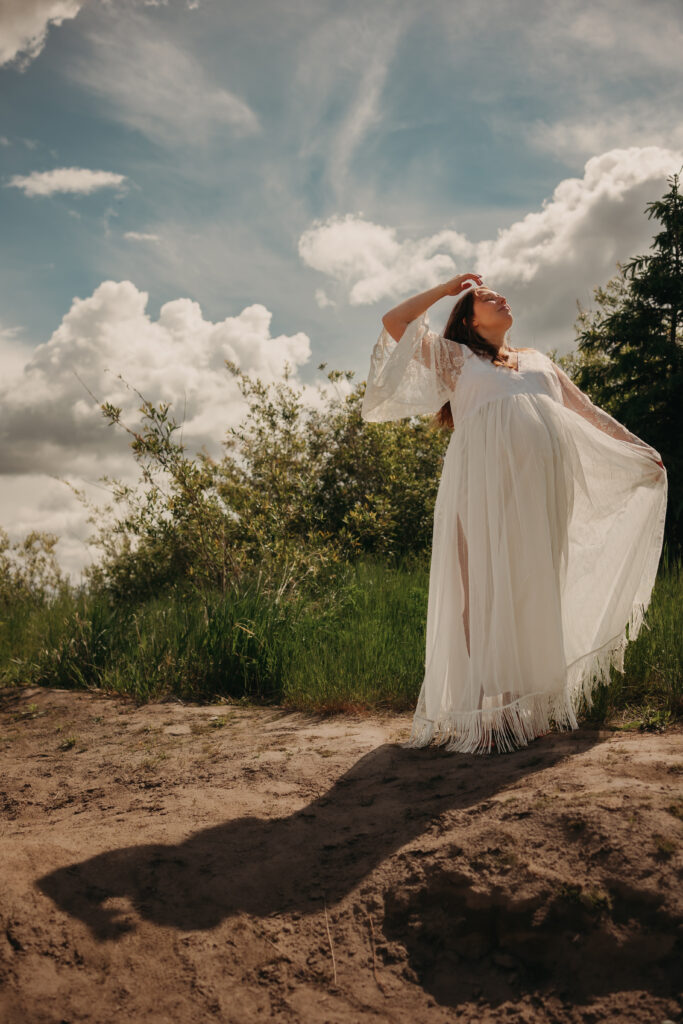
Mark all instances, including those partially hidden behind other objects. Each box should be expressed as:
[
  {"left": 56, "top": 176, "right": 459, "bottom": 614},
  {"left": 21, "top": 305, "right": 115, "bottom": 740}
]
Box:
[{"left": 361, "top": 310, "right": 668, "bottom": 755}]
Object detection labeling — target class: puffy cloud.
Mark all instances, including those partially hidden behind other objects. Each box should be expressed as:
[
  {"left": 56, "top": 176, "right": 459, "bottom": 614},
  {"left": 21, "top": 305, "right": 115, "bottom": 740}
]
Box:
[
  {"left": 474, "top": 148, "right": 683, "bottom": 286},
  {"left": 299, "top": 146, "right": 683, "bottom": 351},
  {"left": 0, "top": 0, "right": 84, "bottom": 70},
  {"left": 298, "top": 214, "right": 475, "bottom": 307},
  {"left": 0, "top": 280, "right": 316, "bottom": 477},
  {"left": 6, "top": 167, "right": 128, "bottom": 197},
  {"left": 0, "top": 281, "right": 338, "bottom": 577}
]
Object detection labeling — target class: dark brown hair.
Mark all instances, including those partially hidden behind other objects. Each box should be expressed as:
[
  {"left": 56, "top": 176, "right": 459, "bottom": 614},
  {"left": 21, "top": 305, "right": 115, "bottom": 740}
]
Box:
[{"left": 432, "top": 288, "right": 513, "bottom": 431}]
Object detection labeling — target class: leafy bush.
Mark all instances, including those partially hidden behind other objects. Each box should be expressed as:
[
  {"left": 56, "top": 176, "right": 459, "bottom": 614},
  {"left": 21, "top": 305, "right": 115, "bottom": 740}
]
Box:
[
  {"left": 78, "top": 365, "right": 450, "bottom": 604},
  {"left": 0, "top": 527, "right": 68, "bottom": 606}
]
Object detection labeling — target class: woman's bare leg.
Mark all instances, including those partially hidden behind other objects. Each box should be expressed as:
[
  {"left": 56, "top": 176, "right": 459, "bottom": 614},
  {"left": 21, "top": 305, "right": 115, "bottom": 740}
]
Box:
[
  {"left": 458, "top": 514, "right": 483, "bottom": 712},
  {"left": 457, "top": 513, "right": 470, "bottom": 659}
]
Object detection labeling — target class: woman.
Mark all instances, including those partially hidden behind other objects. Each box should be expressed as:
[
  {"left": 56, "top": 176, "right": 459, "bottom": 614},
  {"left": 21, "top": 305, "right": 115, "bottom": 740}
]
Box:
[{"left": 361, "top": 274, "right": 667, "bottom": 755}]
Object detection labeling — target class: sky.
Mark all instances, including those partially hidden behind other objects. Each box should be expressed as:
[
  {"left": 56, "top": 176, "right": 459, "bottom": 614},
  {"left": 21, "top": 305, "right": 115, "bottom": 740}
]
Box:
[{"left": 1, "top": 0, "right": 682, "bottom": 580}]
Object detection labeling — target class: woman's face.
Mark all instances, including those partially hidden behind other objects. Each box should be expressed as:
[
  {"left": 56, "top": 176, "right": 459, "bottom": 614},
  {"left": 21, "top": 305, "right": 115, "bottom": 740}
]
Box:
[{"left": 471, "top": 286, "right": 513, "bottom": 330}]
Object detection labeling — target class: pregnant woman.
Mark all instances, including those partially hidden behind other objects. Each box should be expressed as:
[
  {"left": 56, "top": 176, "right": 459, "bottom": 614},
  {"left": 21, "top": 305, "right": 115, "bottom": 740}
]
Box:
[{"left": 361, "top": 274, "right": 667, "bottom": 755}]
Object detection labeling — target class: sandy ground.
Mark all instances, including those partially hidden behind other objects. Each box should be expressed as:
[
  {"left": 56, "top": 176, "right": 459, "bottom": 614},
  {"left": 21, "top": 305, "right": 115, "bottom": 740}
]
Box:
[{"left": 1, "top": 685, "right": 682, "bottom": 1024}]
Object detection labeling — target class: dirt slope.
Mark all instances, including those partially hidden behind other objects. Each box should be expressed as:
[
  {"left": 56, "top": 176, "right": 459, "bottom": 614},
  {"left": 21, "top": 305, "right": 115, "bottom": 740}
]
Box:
[{"left": 1, "top": 685, "right": 682, "bottom": 1023}]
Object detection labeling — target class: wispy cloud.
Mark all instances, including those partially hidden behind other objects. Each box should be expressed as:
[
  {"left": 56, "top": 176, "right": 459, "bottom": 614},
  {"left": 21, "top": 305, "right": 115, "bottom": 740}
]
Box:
[
  {"left": 327, "top": 28, "right": 403, "bottom": 200},
  {"left": 124, "top": 230, "right": 161, "bottom": 243},
  {"left": 525, "top": 104, "right": 683, "bottom": 162},
  {"left": 65, "top": 12, "right": 261, "bottom": 147},
  {"left": 291, "top": 8, "right": 410, "bottom": 205},
  {"left": 433, "top": 0, "right": 683, "bottom": 84},
  {"left": 433, "top": 0, "right": 683, "bottom": 165},
  {"left": 561, "top": 0, "right": 683, "bottom": 74},
  {"left": 6, "top": 167, "right": 128, "bottom": 197},
  {"left": 0, "top": 0, "right": 85, "bottom": 70}
]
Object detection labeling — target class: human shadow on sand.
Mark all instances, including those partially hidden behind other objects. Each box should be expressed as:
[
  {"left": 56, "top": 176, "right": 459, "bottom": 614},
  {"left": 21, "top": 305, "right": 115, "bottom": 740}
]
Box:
[{"left": 37, "top": 732, "right": 603, "bottom": 941}]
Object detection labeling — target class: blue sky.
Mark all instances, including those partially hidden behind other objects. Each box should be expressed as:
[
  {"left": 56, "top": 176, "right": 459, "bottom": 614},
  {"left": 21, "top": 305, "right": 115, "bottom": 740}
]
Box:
[{"left": 1, "top": 0, "right": 682, "bottom": 578}]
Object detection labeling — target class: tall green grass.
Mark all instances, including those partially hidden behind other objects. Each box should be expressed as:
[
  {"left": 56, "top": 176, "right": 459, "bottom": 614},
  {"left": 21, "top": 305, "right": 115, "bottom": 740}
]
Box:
[
  {"left": 2, "top": 579, "right": 295, "bottom": 702},
  {"left": 2, "top": 550, "right": 681, "bottom": 727},
  {"left": 279, "top": 557, "right": 429, "bottom": 712}
]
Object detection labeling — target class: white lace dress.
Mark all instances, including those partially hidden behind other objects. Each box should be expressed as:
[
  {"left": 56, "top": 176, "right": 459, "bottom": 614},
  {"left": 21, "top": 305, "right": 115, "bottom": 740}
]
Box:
[{"left": 361, "top": 311, "right": 668, "bottom": 754}]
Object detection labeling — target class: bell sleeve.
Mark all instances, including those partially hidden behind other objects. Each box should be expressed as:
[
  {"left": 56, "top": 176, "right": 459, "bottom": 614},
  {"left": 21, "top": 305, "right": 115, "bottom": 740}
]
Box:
[
  {"left": 361, "top": 310, "right": 466, "bottom": 422},
  {"left": 551, "top": 361, "right": 663, "bottom": 465}
]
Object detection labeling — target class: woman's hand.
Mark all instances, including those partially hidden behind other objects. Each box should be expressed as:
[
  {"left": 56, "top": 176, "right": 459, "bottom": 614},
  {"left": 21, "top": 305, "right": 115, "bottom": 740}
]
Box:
[
  {"left": 442, "top": 273, "right": 483, "bottom": 297},
  {"left": 382, "top": 274, "right": 484, "bottom": 333}
]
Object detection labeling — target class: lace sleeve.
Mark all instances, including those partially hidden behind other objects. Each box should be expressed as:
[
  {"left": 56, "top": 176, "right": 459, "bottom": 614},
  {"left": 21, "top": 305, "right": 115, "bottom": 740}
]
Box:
[
  {"left": 361, "top": 310, "right": 466, "bottom": 422},
  {"left": 551, "top": 361, "right": 663, "bottom": 465}
]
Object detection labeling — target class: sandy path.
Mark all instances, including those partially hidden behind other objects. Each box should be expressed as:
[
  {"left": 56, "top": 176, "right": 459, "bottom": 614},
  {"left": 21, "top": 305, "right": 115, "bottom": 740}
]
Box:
[{"left": 1, "top": 685, "right": 682, "bottom": 1023}]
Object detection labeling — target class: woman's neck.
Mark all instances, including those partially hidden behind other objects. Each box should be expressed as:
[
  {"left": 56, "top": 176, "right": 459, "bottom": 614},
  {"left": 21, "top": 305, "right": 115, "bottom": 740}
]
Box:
[{"left": 478, "top": 330, "right": 512, "bottom": 352}]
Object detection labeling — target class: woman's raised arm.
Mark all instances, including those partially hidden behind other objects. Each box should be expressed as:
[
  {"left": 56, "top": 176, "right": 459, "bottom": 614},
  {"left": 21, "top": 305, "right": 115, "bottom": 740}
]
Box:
[{"left": 382, "top": 274, "right": 483, "bottom": 342}]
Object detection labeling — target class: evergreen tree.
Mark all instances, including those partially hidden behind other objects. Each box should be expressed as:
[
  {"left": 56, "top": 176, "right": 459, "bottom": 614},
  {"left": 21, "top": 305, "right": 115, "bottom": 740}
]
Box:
[{"left": 563, "top": 167, "right": 683, "bottom": 552}]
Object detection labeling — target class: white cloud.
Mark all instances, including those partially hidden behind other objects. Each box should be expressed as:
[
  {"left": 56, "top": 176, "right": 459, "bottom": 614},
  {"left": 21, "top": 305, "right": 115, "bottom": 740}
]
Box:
[
  {"left": 0, "top": 0, "right": 84, "bottom": 69},
  {"left": 124, "top": 231, "right": 160, "bottom": 242},
  {"left": 299, "top": 146, "right": 683, "bottom": 352},
  {"left": 474, "top": 148, "right": 683, "bottom": 287},
  {"left": 65, "top": 13, "right": 261, "bottom": 146},
  {"left": 0, "top": 281, "right": 350, "bottom": 578},
  {"left": 0, "top": 279, "right": 315, "bottom": 476},
  {"left": 298, "top": 213, "right": 475, "bottom": 306},
  {"left": 6, "top": 167, "right": 128, "bottom": 197}
]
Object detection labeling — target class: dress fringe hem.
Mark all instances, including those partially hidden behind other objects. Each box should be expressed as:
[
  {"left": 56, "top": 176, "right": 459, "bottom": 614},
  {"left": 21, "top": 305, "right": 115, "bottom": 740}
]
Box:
[
  {"left": 403, "top": 687, "right": 579, "bottom": 756},
  {"left": 405, "top": 582, "right": 661, "bottom": 757}
]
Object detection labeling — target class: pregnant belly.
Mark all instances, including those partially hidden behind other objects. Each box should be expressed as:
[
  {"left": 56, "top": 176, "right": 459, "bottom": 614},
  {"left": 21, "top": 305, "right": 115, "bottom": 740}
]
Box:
[{"left": 499, "top": 393, "right": 574, "bottom": 576}]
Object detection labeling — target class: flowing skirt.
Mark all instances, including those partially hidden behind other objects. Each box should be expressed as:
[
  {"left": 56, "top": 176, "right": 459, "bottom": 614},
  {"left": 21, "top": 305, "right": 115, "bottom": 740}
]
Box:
[{"left": 406, "top": 391, "right": 668, "bottom": 755}]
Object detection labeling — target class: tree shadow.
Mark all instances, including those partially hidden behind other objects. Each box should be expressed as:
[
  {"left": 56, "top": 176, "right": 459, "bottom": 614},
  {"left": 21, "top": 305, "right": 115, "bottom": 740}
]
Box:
[{"left": 36, "top": 731, "right": 603, "bottom": 941}]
